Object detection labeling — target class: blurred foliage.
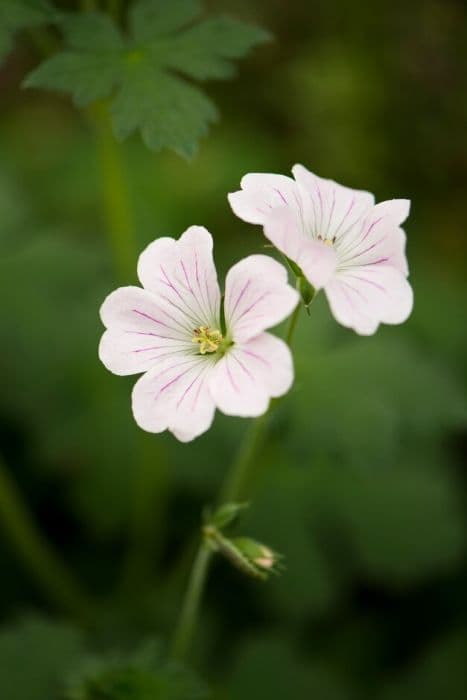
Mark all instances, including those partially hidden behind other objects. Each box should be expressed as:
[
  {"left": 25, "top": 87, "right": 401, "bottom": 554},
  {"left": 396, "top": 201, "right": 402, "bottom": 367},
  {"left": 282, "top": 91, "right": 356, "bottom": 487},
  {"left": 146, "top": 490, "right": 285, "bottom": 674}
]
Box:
[
  {"left": 0, "top": 616, "right": 84, "bottom": 700},
  {"left": 24, "top": 1, "right": 270, "bottom": 157},
  {"left": 0, "top": 0, "right": 467, "bottom": 699},
  {"left": 66, "top": 641, "right": 206, "bottom": 700}
]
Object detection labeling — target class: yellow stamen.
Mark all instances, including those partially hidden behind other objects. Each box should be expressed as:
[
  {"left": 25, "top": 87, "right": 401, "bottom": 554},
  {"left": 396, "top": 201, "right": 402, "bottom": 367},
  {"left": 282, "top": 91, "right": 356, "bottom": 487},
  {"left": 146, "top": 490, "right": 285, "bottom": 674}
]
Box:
[
  {"left": 318, "top": 234, "right": 336, "bottom": 247},
  {"left": 192, "top": 326, "right": 223, "bottom": 355}
]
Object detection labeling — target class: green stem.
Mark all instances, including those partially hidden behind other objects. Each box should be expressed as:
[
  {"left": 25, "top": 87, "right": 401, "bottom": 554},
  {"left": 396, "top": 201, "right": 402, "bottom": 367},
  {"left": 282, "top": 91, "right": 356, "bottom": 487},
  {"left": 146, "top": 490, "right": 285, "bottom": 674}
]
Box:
[
  {"left": 81, "top": 0, "right": 97, "bottom": 11},
  {"left": 119, "top": 436, "right": 170, "bottom": 592},
  {"left": 0, "top": 454, "right": 91, "bottom": 618},
  {"left": 285, "top": 301, "right": 301, "bottom": 347},
  {"left": 91, "top": 102, "right": 169, "bottom": 591},
  {"left": 90, "top": 101, "right": 135, "bottom": 282},
  {"left": 219, "top": 412, "right": 270, "bottom": 504},
  {"left": 107, "top": 0, "right": 122, "bottom": 21},
  {"left": 171, "top": 305, "right": 303, "bottom": 660},
  {"left": 171, "top": 543, "right": 212, "bottom": 660}
]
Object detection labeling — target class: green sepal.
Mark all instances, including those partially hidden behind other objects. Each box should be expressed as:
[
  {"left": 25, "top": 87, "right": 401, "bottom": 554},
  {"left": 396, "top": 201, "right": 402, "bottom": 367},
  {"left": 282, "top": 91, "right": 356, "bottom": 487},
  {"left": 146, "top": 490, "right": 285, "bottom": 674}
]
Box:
[
  {"left": 283, "top": 255, "right": 303, "bottom": 278},
  {"left": 297, "top": 275, "right": 316, "bottom": 312},
  {"left": 205, "top": 501, "right": 249, "bottom": 530}
]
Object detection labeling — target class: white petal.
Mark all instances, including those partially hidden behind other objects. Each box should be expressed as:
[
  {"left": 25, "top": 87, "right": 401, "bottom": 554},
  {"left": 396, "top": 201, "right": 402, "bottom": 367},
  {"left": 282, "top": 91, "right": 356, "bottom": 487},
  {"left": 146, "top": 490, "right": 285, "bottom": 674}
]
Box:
[
  {"left": 137, "top": 226, "right": 221, "bottom": 330},
  {"left": 209, "top": 333, "right": 294, "bottom": 417},
  {"left": 99, "top": 286, "right": 193, "bottom": 375},
  {"left": 132, "top": 354, "right": 216, "bottom": 442},
  {"left": 325, "top": 265, "right": 414, "bottom": 335},
  {"left": 228, "top": 172, "right": 301, "bottom": 225},
  {"left": 391, "top": 227, "right": 409, "bottom": 277},
  {"left": 262, "top": 207, "right": 337, "bottom": 289},
  {"left": 372, "top": 199, "right": 410, "bottom": 225},
  {"left": 224, "top": 254, "right": 299, "bottom": 342},
  {"left": 263, "top": 205, "right": 307, "bottom": 265},
  {"left": 292, "top": 164, "right": 375, "bottom": 241},
  {"left": 336, "top": 208, "right": 410, "bottom": 275},
  {"left": 296, "top": 238, "right": 338, "bottom": 290}
]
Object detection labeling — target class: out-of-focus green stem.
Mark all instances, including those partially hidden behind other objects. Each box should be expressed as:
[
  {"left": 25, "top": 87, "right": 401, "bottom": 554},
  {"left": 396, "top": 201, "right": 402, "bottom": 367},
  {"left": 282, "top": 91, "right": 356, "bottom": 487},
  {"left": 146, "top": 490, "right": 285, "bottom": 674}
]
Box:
[
  {"left": 81, "top": 0, "right": 97, "bottom": 11},
  {"left": 171, "top": 305, "right": 303, "bottom": 661},
  {"left": 171, "top": 543, "right": 212, "bottom": 660},
  {"left": 285, "top": 301, "right": 301, "bottom": 347},
  {"left": 0, "top": 454, "right": 91, "bottom": 618},
  {"left": 90, "top": 101, "right": 135, "bottom": 282},
  {"left": 219, "top": 412, "right": 270, "bottom": 505},
  {"left": 90, "top": 101, "right": 170, "bottom": 591},
  {"left": 107, "top": 0, "right": 122, "bottom": 21},
  {"left": 119, "top": 436, "right": 170, "bottom": 592}
]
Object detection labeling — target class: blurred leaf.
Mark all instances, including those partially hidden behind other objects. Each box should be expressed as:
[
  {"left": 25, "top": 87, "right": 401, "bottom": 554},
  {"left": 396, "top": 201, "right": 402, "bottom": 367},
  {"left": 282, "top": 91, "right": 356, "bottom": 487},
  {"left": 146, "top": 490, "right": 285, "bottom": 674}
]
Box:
[
  {"left": 0, "top": 615, "right": 84, "bottom": 700},
  {"left": 319, "top": 463, "right": 465, "bottom": 584},
  {"left": 66, "top": 640, "right": 207, "bottom": 700},
  {"left": 228, "top": 637, "right": 346, "bottom": 700},
  {"left": 0, "top": 0, "right": 54, "bottom": 63},
  {"left": 0, "top": 232, "right": 141, "bottom": 536},
  {"left": 379, "top": 633, "right": 467, "bottom": 700},
  {"left": 24, "top": 2, "right": 270, "bottom": 157},
  {"left": 291, "top": 327, "right": 467, "bottom": 466}
]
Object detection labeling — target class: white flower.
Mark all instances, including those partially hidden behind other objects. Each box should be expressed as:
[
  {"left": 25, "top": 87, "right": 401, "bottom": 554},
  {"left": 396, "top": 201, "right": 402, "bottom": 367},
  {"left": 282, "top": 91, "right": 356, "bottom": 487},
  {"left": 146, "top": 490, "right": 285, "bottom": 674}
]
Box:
[
  {"left": 228, "top": 165, "right": 413, "bottom": 335},
  {"left": 99, "top": 226, "right": 299, "bottom": 442}
]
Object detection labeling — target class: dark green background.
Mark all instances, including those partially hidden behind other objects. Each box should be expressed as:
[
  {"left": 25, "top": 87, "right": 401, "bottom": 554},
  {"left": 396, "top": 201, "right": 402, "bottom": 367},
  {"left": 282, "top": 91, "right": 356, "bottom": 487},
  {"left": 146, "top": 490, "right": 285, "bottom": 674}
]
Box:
[{"left": 0, "top": 0, "right": 466, "bottom": 698}]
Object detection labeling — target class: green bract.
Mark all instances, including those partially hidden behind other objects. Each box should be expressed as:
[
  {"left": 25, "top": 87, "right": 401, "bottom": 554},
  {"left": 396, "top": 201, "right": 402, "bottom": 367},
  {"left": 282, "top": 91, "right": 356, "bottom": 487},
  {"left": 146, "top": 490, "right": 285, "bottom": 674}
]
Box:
[{"left": 23, "top": 0, "right": 271, "bottom": 158}]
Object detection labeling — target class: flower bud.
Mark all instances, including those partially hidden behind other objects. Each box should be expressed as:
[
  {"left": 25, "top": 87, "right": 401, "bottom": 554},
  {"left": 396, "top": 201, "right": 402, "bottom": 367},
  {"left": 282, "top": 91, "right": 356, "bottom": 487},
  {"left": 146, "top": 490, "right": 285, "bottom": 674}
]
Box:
[{"left": 203, "top": 526, "right": 282, "bottom": 581}]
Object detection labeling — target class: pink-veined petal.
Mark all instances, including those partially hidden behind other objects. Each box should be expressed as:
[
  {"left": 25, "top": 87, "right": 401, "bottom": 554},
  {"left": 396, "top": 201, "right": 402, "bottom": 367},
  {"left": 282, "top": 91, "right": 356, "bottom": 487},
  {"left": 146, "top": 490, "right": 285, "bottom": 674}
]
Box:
[
  {"left": 292, "top": 164, "right": 374, "bottom": 241},
  {"left": 224, "top": 254, "right": 299, "bottom": 342},
  {"left": 132, "top": 354, "right": 216, "bottom": 442},
  {"left": 262, "top": 207, "right": 337, "bottom": 288},
  {"left": 336, "top": 208, "right": 410, "bottom": 275},
  {"left": 209, "top": 333, "right": 293, "bottom": 417},
  {"left": 325, "top": 264, "right": 414, "bottom": 335},
  {"left": 228, "top": 172, "right": 301, "bottom": 225},
  {"left": 372, "top": 199, "right": 411, "bottom": 225},
  {"left": 137, "top": 226, "right": 221, "bottom": 331},
  {"left": 391, "top": 227, "right": 409, "bottom": 276},
  {"left": 99, "top": 286, "right": 193, "bottom": 375},
  {"left": 296, "top": 238, "right": 338, "bottom": 290}
]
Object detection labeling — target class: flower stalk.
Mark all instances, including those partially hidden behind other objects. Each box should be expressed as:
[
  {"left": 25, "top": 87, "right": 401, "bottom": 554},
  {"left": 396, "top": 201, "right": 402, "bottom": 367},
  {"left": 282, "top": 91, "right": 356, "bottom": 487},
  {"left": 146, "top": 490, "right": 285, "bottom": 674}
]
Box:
[{"left": 171, "top": 305, "right": 302, "bottom": 661}]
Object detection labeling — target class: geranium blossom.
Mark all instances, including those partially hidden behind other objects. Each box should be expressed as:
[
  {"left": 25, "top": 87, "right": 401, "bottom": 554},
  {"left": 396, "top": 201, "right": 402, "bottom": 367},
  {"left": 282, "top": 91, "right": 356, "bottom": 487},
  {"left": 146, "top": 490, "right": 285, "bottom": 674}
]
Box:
[
  {"left": 228, "top": 165, "right": 413, "bottom": 335},
  {"left": 99, "top": 226, "right": 299, "bottom": 442}
]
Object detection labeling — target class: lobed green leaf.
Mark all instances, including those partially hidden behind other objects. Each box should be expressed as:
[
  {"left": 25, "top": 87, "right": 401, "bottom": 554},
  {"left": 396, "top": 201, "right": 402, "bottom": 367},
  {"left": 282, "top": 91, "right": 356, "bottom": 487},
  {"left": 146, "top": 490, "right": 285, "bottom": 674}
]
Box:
[{"left": 23, "top": 2, "right": 271, "bottom": 157}]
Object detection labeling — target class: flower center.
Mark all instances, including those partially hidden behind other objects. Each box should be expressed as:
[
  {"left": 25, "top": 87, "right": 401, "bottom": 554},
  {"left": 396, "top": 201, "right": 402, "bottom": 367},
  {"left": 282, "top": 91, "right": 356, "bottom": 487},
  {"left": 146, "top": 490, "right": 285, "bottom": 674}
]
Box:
[
  {"left": 317, "top": 234, "right": 336, "bottom": 247},
  {"left": 192, "top": 326, "right": 223, "bottom": 354}
]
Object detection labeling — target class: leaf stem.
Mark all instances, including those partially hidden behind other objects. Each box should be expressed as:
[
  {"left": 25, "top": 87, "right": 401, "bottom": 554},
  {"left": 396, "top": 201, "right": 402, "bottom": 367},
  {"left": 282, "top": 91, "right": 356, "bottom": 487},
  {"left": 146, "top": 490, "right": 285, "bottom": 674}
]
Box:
[
  {"left": 90, "top": 101, "right": 169, "bottom": 591},
  {"left": 171, "top": 543, "right": 212, "bottom": 660},
  {"left": 171, "top": 304, "right": 302, "bottom": 660},
  {"left": 90, "top": 101, "right": 136, "bottom": 282},
  {"left": 285, "top": 301, "right": 301, "bottom": 348},
  {"left": 0, "top": 454, "right": 91, "bottom": 618}
]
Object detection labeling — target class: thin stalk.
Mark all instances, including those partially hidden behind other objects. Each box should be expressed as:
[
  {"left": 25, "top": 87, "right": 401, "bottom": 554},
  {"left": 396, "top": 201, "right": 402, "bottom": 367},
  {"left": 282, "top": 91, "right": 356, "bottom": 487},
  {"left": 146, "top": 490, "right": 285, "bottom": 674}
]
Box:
[
  {"left": 90, "top": 102, "right": 169, "bottom": 591},
  {"left": 219, "top": 412, "right": 270, "bottom": 504},
  {"left": 0, "top": 454, "right": 91, "bottom": 618},
  {"left": 285, "top": 301, "right": 301, "bottom": 347},
  {"left": 107, "top": 0, "right": 122, "bottom": 21},
  {"left": 171, "top": 305, "right": 302, "bottom": 660},
  {"left": 171, "top": 543, "right": 212, "bottom": 660},
  {"left": 120, "top": 436, "right": 170, "bottom": 592},
  {"left": 90, "top": 101, "right": 135, "bottom": 282}
]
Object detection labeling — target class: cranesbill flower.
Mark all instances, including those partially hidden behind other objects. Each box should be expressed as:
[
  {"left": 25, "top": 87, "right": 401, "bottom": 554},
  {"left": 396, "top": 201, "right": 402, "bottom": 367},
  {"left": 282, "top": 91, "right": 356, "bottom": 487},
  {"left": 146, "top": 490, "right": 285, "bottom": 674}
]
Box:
[
  {"left": 228, "top": 165, "right": 413, "bottom": 335},
  {"left": 99, "top": 227, "right": 299, "bottom": 442}
]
